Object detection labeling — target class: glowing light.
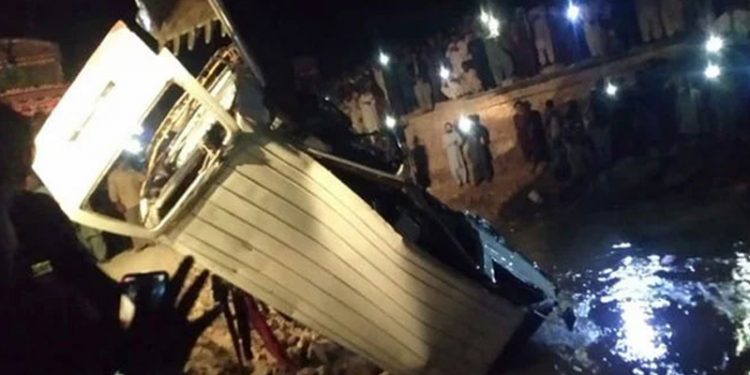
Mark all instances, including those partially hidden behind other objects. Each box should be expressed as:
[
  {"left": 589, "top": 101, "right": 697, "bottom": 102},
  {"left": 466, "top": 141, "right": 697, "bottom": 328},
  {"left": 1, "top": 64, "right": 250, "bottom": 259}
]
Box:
[
  {"left": 385, "top": 115, "right": 397, "bottom": 129},
  {"left": 324, "top": 96, "right": 331, "bottom": 101},
  {"left": 439, "top": 65, "right": 451, "bottom": 80},
  {"left": 704, "top": 62, "right": 721, "bottom": 80},
  {"left": 33, "top": 23, "right": 171, "bottom": 212},
  {"left": 458, "top": 115, "right": 474, "bottom": 134},
  {"left": 613, "top": 242, "right": 632, "bottom": 249},
  {"left": 608, "top": 256, "right": 671, "bottom": 364},
  {"left": 132, "top": 125, "right": 144, "bottom": 136},
  {"left": 136, "top": 8, "right": 153, "bottom": 32},
  {"left": 731, "top": 252, "right": 750, "bottom": 356},
  {"left": 705, "top": 35, "right": 724, "bottom": 54},
  {"left": 487, "top": 16, "right": 501, "bottom": 38},
  {"left": 480, "top": 9, "right": 490, "bottom": 25},
  {"left": 606, "top": 82, "right": 619, "bottom": 97},
  {"left": 567, "top": 3, "right": 581, "bottom": 22},
  {"left": 378, "top": 51, "right": 390, "bottom": 67},
  {"left": 124, "top": 137, "right": 143, "bottom": 155}
]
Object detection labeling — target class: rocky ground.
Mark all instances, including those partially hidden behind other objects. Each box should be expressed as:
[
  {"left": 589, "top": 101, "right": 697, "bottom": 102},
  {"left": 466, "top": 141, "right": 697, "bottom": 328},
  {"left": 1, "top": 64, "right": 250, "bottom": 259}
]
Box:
[
  {"left": 186, "top": 279, "right": 384, "bottom": 375},
  {"left": 103, "top": 247, "right": 384, "bottom": 375}
]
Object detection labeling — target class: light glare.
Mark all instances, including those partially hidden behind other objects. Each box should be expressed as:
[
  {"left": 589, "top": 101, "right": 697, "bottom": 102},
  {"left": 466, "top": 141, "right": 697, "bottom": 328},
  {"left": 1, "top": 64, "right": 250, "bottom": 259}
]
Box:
[
  {"left": 704, "top": 62, "right": 721, "bottom": 80},
  {"left": 705, "top": 35, "right": 724, "bottom": 54},
  {"left": 567, "top": 3, "right": 581, "bottom": 22},
  {"left": 606, "top": 82, "right": 619, "bottom": 97},
  {"left": 480, "top": 9, "right": 490, "bottom": 25},
  {"left": 439, "top": 65, "right": 451, "bottom": 80},
  {"left": 378, "top": 51, "right": 390, "bottom": 67},
  {"left": 458, "top": 115, "right": 474, "bottom": 134},
  {"left": 385, "top": 115, "right": 397, "bottom": 129},
  {"left": 487, "top": 16, "right": 501, "bottom": 38},
  {"left": 124, "top": 137, "right": 143, "bottom": 155}
]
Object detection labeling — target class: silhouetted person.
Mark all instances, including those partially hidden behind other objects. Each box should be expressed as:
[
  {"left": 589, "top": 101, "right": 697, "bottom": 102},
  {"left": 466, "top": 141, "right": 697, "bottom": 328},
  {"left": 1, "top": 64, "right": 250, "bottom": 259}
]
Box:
[
  {"left": 513, "top": 100, "right": 533, "bottom": 162},
  {"left": 411, "top": 136, "right": 432, "bottom": 188},
  {"left": 525, "top": 101, "right": 550, "bottom": 172},
  {"left": 563, "top": 100, "right": 592, "bottom": 179},
  {"left": 469, "top": 114, "right": 494, "bottom": 183}
]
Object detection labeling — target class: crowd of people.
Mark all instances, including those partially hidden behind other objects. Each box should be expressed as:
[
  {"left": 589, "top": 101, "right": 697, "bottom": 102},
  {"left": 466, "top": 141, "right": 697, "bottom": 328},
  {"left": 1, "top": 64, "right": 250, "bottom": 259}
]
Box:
[
  {"left": 330, "top": 0, "right": 750, "bottom": 136},
  {"left": 512, "top": 51, "right": 750, "bottom": 194}
]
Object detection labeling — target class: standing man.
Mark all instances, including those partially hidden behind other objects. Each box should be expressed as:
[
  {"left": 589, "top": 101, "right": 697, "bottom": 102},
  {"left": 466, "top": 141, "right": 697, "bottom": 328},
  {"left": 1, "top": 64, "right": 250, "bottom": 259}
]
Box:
[
  {"left": 412, "top": 48, "right": 434, "bottom": 112},
  {"left": 661, "top": 0, "right": 686, "bottom": 38},
  {"left": 358, "top": 83, "right": 382, "bottom": 134},
  {"left": 484, "top": 28, "right": 516, "bottom": 86},
  {"left": 342, "top": 89, "right": 365, "bottom": 133},
  {"left": 464, "top": 115, "right": 494, "bottom": 184},
  {"left": 543, "top": 99, "right": 564, "bottom": 153},
  {"left": 691, "top": 0, "right": 716, "bottom": 32},
  {"left": 510, "top": 7, "right": 540, "bottom": 77},
  {"left": 107, "top": 158, "right": 147, "bottom": 250},
  {"left": 468, "top": 28, "right": 496, "bottom": 89},
  {"left": 585, "top": 86, "right": 612, "bottom": 167},
  {"left": 675, "top": 78, "right": 702, "bottom": 139},
  {"left": 446, "top": 33, "right": 472, "bottom": 78},
  {"left": 372, "top": 65, "right": 389, "bottom": 106},
  {"left": 526, "top": 102, "right": 550, "bottom": 172},
  {"left": 513, "top": 101, "right": 533, "bottom": 162},
  {"left": 410, "top": 136, "right": 431, "bottom": 188},
  {"left": 635, "top": 0, "right": 665, "bottom": 43},
  {"left": 529, "top": 5, "right": 556, "bottom": 67},
  {"left": 442, "top": 122, "right": 469, "bottom": 187},
  {"left": 582, "top": 0, "right": 608, "bottom": 57}
]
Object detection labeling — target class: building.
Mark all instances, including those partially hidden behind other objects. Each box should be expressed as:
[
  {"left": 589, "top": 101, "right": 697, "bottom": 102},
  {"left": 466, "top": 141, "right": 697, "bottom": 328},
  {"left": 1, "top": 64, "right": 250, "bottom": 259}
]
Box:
[{"left": 0, "top": 38, "right": 67, "bottom": 124}]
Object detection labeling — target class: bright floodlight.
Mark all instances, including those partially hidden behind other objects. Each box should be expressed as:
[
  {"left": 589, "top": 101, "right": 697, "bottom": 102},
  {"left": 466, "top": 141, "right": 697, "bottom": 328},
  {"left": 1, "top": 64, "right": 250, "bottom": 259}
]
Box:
[
  {"left": 705, "top": 35, "right": 724, "bottom": 54},
  {"left": 124, "top": 138, "right": 143, "bottom": 155},
  {"left": 704, "top": 62, "right": 721, "bottom": 80},
  {"left": 605, "top": 82, "right": 619, "bottom": 97},
  {"left": 566, "top": 3, "right": 581, "bottom": 22},
  {"left": 480, "top": 9, "right": 490, "bottom": 25},
  {"left": 458, "top": 115, "right": 474, "bottom": 134},
  {"left": 378, "top": 51, "right": 390, "bottom": 67},
  {"left": 487, "top": 16, "right": 501, "bottom": 38},
  {"left": 439, "top": 65, "right": 451, "bottom": 80},
  {"left": 612, "top": 242, "right": 632, "bottom": 250},
  {"left": 385, "top": 115, "right": 397, "bottom": 129}
]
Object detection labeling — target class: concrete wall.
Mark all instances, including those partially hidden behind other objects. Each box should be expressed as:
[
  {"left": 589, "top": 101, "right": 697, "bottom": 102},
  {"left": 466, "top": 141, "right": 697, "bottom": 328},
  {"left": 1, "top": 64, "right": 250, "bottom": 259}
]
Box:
[{"left": 405, "top": 43, "right": 685, "bottom": 190}]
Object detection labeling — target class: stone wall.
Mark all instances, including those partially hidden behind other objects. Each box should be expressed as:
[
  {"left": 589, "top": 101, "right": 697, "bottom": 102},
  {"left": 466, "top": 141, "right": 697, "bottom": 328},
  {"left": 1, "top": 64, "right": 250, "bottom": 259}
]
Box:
[{"left": 405, "top": 42, "right": 686, "bottom": 196}]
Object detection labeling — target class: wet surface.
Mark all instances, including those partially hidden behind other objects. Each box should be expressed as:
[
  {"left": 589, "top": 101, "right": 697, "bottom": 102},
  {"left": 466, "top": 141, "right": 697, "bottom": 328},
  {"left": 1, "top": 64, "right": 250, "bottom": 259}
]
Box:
[
  {"left": 529, "top": 242, "right": 750, "bottom": 375},
  {"left": 494, "top": 187, "right": 750, "bottom": 375}
]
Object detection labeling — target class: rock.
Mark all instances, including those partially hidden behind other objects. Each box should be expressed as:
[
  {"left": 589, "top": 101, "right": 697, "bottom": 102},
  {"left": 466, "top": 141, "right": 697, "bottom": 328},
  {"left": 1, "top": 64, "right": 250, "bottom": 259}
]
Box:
[{"left": 182, "top": 265, "right": 380, "bottom": 375}]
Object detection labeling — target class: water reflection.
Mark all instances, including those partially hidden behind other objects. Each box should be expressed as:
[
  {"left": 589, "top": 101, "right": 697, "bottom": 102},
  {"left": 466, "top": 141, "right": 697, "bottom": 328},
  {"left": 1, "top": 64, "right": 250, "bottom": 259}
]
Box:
[
  {"left": 606, "top": 255, "right": 671, "bottom": 364},
  {"left": 730, "top": 252, "right": 750, "bottom": 356},
  {"left": 535, "top": 243, "right": 750, "bottom": 374}
]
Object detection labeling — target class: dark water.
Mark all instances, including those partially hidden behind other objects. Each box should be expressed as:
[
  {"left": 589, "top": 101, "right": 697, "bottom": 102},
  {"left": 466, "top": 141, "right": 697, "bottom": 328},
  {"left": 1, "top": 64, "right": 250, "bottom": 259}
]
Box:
[{"left": 533, "top": 241, "right": 750, "bottom": 375}]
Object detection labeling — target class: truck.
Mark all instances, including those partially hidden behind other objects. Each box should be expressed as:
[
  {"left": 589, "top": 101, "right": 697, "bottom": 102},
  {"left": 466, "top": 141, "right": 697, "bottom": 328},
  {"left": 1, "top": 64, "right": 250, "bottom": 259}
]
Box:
[{"left": 32, "top": 5, "right": 558, "bottom": 373}]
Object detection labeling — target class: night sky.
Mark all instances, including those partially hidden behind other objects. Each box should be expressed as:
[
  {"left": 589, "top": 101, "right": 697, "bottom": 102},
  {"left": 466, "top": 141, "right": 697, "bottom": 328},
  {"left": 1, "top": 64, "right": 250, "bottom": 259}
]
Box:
[{"left": 0, "top": 0, "right": 541, "bottom": 80}]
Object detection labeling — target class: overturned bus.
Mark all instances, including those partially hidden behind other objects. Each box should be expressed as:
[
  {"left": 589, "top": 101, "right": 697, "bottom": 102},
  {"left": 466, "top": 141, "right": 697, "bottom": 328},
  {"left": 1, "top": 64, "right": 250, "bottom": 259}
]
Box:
[{"left": 32, "top": 11, "right": 558, "bottom": 375}]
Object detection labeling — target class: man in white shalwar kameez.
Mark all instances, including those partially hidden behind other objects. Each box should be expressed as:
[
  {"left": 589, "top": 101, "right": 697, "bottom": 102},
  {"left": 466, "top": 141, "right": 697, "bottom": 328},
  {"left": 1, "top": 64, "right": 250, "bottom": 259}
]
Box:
[
  {"left": 660, "top": 0, "right": 686, "bottom": 38},
  {"left": 529, "top": 5, "right": 556, "bottom": 66},
  {"left": 442, "top": 123, "right": 468, "bottom": 186},
  {"left": 635, "top": 0, "right": 665, "bottom": 42},
  {"left": 582, "top": 1, "right": 608, "bottom": 57},
  {"left": 358, "top": 87, "right": 381, "bottom": 134}
]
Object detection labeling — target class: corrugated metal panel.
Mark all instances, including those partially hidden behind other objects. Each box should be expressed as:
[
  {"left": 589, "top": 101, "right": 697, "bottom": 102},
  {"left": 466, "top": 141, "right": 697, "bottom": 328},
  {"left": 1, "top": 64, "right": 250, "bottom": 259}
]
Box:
[{"left": 166, "top": 136, "right": 525, "bottom": 374}]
